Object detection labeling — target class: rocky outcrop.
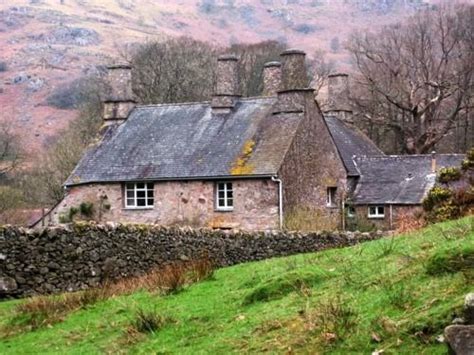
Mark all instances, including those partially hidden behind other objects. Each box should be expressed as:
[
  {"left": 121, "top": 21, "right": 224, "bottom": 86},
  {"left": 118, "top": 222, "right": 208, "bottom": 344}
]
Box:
[
  {"left": 0, "top": 223, "right": 383, "bottom": 298},
  {"left": 445, "top": 293, "right": 474, "bottom": 355}
]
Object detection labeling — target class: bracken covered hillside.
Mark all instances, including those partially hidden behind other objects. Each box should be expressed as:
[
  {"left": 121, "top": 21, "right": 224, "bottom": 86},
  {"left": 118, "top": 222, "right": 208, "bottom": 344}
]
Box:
[{"left": 0, "top": 0, "right": 448, "bottom": 157}]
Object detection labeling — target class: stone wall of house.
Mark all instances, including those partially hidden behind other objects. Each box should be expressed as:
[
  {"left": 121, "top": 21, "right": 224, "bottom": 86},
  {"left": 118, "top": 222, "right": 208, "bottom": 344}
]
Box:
[
  {"left": 0, "top": 224, "right": 384, "bottom": 297},
  {"left": 49, "top": 179, "right": 279, "bottom": 231},
  {"left": 348, "top": 205, "right": 423, "bottom": 230},
  {"left": 278, "top": 92, "right": 348, "bottom": 230}
]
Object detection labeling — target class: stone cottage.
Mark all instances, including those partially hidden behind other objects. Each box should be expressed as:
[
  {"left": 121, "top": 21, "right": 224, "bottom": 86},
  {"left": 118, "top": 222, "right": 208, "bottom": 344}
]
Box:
[{"left": 43, "top": 49, "right": 463, "bottom": 231}]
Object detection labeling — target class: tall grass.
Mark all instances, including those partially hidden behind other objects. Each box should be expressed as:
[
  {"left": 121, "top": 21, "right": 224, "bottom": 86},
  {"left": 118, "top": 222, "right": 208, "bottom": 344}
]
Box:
[{"left": 4, "top": 259, "right": 214, "bottom": 334}]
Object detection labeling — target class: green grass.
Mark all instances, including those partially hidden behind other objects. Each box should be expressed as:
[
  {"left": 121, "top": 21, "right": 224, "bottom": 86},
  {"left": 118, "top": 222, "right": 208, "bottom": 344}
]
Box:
[{"left": 1, "top": 217, "right": 473, "bottom": 354}]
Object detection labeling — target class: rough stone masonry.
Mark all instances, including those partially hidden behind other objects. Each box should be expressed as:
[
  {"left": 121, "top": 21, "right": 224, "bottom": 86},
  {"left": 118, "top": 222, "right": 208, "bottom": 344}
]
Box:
[{"left": 0, "top": 223, "right": 384, "bottom": 297}]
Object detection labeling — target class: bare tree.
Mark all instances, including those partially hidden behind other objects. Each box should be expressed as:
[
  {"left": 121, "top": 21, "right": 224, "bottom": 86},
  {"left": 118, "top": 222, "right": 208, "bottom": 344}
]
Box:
[
  {"left": 308, "top": 49, "right": 334, "bottom": 96},
  {"left": 229, "top": 40, "right": 286, "bottom": 97},
  {"left": 130, "top": 37, "right": 219, "bottom": 104},
  {"left": 129, "top": 38, "right": 290, "bottom": 104},
  {"left": 0, "top": 119, "right": 21, "bottom": 180},
  {"left": 348, "top": 4, "right": 474, "bottom": 154}
]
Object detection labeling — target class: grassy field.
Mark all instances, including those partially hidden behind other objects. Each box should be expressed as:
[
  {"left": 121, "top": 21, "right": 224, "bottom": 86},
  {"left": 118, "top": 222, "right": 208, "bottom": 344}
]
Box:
[{"left": 0, "top": 217, "right": 473, "bottom": 354}]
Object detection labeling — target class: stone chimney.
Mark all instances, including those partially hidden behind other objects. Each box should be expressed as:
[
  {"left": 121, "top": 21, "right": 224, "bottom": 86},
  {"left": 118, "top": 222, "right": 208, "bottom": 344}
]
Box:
[
  {"left": 273, "top": 49, "right": 313, "bottom": 114},
  {"left": 211, "top": 54, "right": 241, "bottom": 114},
  {"left": 262, "top": 61, "right": 281, "bottom": 96},
  {"left": 325, "top": 73, "right": 352, "bottom": 123},
  {"left": 103, "top": 64, "right": 136, "bottom": 125}
]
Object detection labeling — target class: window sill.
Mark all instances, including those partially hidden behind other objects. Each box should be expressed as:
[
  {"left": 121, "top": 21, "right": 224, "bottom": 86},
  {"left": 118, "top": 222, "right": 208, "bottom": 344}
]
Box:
[
  {"left": 215, "top": 208, "right": 234, "bottom": 213},
  {"left": 368, "top": 216, "right": 385, "bottom": 219},
  {"left": 326, "top": 205, "right": 338, "bottom": 209},
  {"left": 123, "top": 207, "right": 154, "bottom": 211}
]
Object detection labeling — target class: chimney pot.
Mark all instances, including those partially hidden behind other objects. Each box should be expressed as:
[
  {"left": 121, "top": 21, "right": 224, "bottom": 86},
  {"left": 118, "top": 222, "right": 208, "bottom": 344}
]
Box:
[
  {"left": 273, "top": 49, "right": 313, "bottom": 114},
  {"left": 262, "top": 61, "right": 281, "bottom": 96},
  {"left": 325, "top": 72, "right": 352, "bottom": 122},
  {"left": 212, "top": 54, "right": 241, "bottom": 113},
  {"left": 431, "top": 151, "right": 437, "bottom": 173},
  {"left": 280, "top": 49, "right": 308, "bottom": 91},
  {"left": 103, "top": 64, "right": 136, "bottom": 124}
]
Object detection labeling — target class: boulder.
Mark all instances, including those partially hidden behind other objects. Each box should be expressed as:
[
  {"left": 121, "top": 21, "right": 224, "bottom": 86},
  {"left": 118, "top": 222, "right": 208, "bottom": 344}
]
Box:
[
  {"left": 444, "top": 325, "right": 474, "bottom": 355},
  {"left": 0, "top": 276, "right": 18, "bottom": 294},
  {"left": 465, "top": 293, "right": 474, "bottom": 324}
]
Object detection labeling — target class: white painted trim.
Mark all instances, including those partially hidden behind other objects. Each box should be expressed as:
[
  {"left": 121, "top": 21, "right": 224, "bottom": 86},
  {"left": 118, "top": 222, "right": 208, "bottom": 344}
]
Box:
[
  {"left": 368, "top": 205, "right": 385, "bottom": 219},
  {"left": 215, "top": 182, "right": 234, "bottom": 211},
  {"left": 124, "top": 182, "right": 155, "bottom": 209}
]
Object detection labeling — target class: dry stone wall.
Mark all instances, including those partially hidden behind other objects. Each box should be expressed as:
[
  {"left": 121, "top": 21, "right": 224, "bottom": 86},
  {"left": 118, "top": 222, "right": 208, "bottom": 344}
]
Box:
[{"left": 0, "top": 223, "right": 384, "bottom": 297}]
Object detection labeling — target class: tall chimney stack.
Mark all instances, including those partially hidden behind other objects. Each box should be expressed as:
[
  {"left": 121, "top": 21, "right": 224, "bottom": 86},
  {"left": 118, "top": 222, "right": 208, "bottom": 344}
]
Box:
[
  {"left": 325, "top": 73, "right": 352, "bottom": 123},
  {"left": 273, "top": 49, "right": 313, "bottom": 114},
  {"left": 262, "top": 61, "right": 281, "bottom": 96},
  {"left": 211, "top": 54, "right": 241, "bottom": 114},
  {"left": 103, "top": 64, "right": 136, "bottom": 125}
]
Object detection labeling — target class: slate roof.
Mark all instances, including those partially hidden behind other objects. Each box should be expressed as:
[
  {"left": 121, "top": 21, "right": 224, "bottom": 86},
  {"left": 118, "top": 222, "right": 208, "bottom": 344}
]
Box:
[
  {"left": 66, "top": 97, "right": 303, "bottom": 185},
  {"left": 352, "top": 154, "right": 465, "bottom": 205},
  {"left": 65, "top": 98, "right": 389, "bottom": 187},
  {"left": 325, "top": 116, "right": 383, "bottom": 176}
]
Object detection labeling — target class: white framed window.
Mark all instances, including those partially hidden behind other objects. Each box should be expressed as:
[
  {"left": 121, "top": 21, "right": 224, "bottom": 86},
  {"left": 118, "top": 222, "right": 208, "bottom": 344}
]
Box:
[
  {"left": 347, "top": 206, "right": 356, "bottom": 218},
  {"left": 216, "top": 182, "right": 233, "bottom": 211},
  {"left": 125, "top": 182, "right": 154, "bottom": 209},
  {"left": 326, "top": 187, "right": 337, "bottom": 207},
  {"left": 368, "top": 206, "right": 385, "bottom": 219}
]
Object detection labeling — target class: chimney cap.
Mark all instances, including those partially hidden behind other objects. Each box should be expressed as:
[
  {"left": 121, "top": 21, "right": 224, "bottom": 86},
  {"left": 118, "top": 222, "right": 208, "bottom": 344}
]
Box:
[
  {"left": 281, "top": 49, "right": 306, "bottom": 56},
  {"left": 328, "top": 72, "right": 349, "bottom": 78},
  {"left": 218, "top": 54, "right": 239, "bottom": 62},
  {"left": 264, "top": 61, "right": 281, "bottom": 68},
  {"left": 107, "top": 63, "right": 132, "bottom": 70}
]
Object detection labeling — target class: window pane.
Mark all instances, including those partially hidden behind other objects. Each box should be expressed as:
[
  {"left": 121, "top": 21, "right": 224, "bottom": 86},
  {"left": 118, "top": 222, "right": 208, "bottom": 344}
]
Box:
[
  {"left": 126, "top": 183, "right": 134, "bottom": 190},
  {"left": 226, "top": 183, "right": 233, "bottom": 190},
  {"left": 227, "top": 190, "right": 233, "bottom": 199},
  {"left": 146, "top": 183, "right": 153, "bottom": 190},
  {"left": 369, "top": 207, "right": 376, "bottom": 215},
  {"left": 137, "top": 199, "right": 146, "bottom": 207},
  {"left": 148, "top": 190, "right": 154, "bottom": 198},
  {"left": 218, "top": 198, "right": 226, "bottom": 207},
  {"left": 147, "top": 199, "right": 154, "bottom": 206},
  {"left": 218, "top": 191, "right": 225, "bottom": 199},
  {"left": 126, "top": 190, "right": 134, "bottom": 198},
  {"left": 137, "top": 190, "right": 146, "bottom": 198},
  {"left": 217, "top": 183, "right": 225, "bottom": 191},
  {"left": 126, "top": 198, "right": 135, "bottom": 207},
  {"left": 227, "top": 198, "right": 233, "bottom": 207},
  {"left": 378, "top": 207, "right": 384, "bottom": 215},
  {"left": 136, "top": 183, "right": 145, "bottom": 189}
]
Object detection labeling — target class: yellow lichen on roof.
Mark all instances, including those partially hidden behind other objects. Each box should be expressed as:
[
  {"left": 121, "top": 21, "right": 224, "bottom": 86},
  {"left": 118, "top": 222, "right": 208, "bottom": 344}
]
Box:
[{"left": 230, "top": 139, "right": 256, "bottom": 175}]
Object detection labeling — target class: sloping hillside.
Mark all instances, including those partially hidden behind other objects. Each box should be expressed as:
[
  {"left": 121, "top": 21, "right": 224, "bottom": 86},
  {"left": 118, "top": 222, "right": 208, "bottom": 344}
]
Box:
[
  {"left": 0, "top": 217, "right": 472, "bottom": 353},
  {"left": 0, "top": 0, "right": 446, "bottom": 157}
]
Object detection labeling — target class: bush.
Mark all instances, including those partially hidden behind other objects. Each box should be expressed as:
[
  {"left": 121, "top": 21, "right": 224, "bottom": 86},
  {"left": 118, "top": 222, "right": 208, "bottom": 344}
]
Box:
[
  {"left": 79, "top": 202, "right": 94, "bottom": 218},
  {"left": 130, "top": 308, "right": 173, "bottom": 334},
  {"left": 422, "top": 186, "right": 453, "bottom": 211},
  {"left": 437, "top": 167, "right": 462, "bottom": 183},
  {"left": 425, "top": 245, "right": 474, "bottom": 276},
  {"left": 461, "top": 148, "right": 474, "bottom": 170}
]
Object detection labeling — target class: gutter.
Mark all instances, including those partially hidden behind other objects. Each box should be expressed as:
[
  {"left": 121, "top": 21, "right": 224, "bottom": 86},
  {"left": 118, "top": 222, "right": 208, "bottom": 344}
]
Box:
[{"left": 271, "top": 176, "right": 283, "bottom": 230}]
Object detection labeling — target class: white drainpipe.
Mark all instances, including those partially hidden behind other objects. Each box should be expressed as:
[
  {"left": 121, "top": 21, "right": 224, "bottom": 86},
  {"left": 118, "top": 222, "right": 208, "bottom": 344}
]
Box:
[{"left": 271, "top": 176, "right": 283, "bottom": 230}]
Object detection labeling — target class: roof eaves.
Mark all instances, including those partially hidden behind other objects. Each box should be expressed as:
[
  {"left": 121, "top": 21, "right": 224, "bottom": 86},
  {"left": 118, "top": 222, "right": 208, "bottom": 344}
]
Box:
[{"left": 65, "top": 173, "right": 277, "bottom": 188}]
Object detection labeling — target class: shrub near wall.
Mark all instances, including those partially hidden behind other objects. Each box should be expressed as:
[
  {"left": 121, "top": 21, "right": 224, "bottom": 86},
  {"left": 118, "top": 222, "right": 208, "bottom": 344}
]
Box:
[{"left": 0, "top": 223, "right": 383, "bottom": 297}]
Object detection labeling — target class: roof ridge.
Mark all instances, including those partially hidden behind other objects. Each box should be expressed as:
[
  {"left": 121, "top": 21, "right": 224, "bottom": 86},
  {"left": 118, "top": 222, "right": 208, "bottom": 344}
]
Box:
[
  {"left": 135, "top": 96, "right": 274, "bottom": 110},
  {"left": 136, "top": 101, "right": 210, "bottom": 109}
]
